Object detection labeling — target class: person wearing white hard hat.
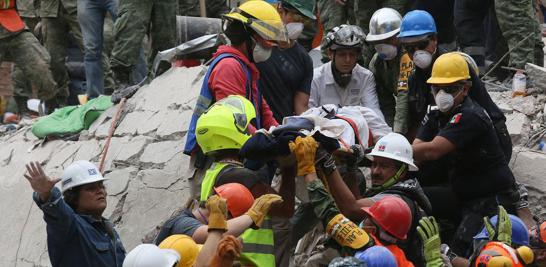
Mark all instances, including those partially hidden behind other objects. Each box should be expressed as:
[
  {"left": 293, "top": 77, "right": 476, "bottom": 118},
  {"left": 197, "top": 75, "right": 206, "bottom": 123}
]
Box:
[
  {"left": 366, "top": 8, "right": 411, "bottom": 128},
  {"left": 310, "top": 132, "right": 431, "bottom": 265},
  {"left": 123, "top": 244, "right": 179, "bottom": 267},
  {"left": 25, "top": 160, "right": 126, "bottom": 267}
]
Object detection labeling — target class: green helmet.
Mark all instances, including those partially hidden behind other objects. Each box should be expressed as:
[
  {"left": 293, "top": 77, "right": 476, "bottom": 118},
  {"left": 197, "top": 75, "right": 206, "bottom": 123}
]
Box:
[
  {"left": 281, "top": 0, "right": 316, "bottom": 20},
  {"left": 196, "top": 95, "right": 256, "bottom": 155}
]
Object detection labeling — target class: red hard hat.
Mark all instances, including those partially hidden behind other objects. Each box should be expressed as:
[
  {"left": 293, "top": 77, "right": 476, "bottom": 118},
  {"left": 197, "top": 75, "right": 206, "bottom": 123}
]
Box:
[
  {"left": 361, "top": 196, "right": 412, "bottom": 240},
  {"left": 213, "top": 183, "right": 254, "bottom": 218}
]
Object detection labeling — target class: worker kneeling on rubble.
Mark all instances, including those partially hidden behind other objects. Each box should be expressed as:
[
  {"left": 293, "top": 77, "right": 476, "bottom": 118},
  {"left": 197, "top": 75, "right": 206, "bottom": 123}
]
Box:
[
  {"left": 412, "top": 53, "right": 520, "bottom": 258},
  {"left": 25, "top": 160, "right": 126, "bottom": 267}
]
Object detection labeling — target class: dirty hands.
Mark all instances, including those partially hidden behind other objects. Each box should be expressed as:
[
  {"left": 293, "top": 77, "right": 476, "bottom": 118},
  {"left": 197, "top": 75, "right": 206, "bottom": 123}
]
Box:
[
  {"left": 289, "top": 136, "right": 318, "bottom": 176},
  {"left": 24, "top": 161, "right": 60, "bottom": 202},
  {"left": 245, "top": 194, "right": 283, "bottom": 228},
  {"left": 207, "top": 195, "right": 228, "bottom": 232}
]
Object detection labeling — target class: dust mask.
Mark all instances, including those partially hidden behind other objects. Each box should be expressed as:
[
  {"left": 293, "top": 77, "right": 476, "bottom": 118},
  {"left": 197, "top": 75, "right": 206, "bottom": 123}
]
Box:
[
  {"left": 434, "top": 89, "right": 462, "bottom": 113},
  {"left": 286, "top": 22, "right": 304, "bottom": 40},
  {"left": 374, "top": 44, "right": 398, "bottom": 60},
  {"left": 252, "top": 40, "right": 272, "bottom": 63},
  {"left": 413, "top": 49, "right": 433, "bottom": 69}
]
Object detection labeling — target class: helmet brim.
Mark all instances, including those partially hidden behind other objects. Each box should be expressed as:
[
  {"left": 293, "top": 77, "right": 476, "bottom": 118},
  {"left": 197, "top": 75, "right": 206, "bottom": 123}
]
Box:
[
  {"left": 62, "top": 175, "right": 107, "bottom": 193},
  {"left": 398, "top": 33, "right": 432, "bottom": 43},
  {"left": 366, "top": 151, "right": 418, "bottom": 171},
  {"left": 426, "top": 77, "right": 468, "bottom": 85},
  {"left": 361, "top": 206, "right": 408, "bottom": 240},
  {"left": 365, "top": 29, "right": 400, "bottom": 43}
]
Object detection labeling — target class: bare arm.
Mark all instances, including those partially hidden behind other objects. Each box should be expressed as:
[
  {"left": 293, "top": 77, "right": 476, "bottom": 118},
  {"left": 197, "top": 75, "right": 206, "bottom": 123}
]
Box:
[
  {"left": 192, "top": 215, "right": 254, "bottom": 244},
  {"left": 412, "top": 136, "right": 456, "bottom": 162},
  {"left": 294, "top": 92, "right": 310, "bottom": 115},
  {"left": 194, "top": 230, "right": 223, "bottom": 267}
]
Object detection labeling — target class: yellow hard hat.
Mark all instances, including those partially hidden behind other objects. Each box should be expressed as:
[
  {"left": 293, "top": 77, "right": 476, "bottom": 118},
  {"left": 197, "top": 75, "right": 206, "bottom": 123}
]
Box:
[
  {"left": 158, "top": 235, "right": 199, "bottom": 267},
  {"left": 223, "top": 0, "right": 288, "bottom": 42},
  {"left": 427, "top": 52, "right": 471, "bottom": 85}
]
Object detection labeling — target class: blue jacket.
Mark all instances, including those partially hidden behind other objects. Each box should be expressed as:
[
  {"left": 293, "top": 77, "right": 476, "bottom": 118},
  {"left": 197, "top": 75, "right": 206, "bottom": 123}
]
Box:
[{"left": 33, "top": 187, "right": 126, "bottom": 267}]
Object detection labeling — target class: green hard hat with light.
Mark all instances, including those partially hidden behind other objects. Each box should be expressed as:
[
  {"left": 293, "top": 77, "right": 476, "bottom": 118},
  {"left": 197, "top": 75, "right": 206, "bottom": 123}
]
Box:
[
  {"left": 196, "top": 95, "right": 256, "bottom": 155},
  {"left": 282, "top": 0, "right": 316, "bottom": 20}
]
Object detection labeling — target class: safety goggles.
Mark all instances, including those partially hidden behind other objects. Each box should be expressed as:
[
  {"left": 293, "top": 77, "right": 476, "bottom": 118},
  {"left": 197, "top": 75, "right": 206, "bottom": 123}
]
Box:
[
  {"left": 403, "top": 38, "right": 430, "bottom": 54},
  {"left": 431, "top": 84, "right": 464, "bottom": 95}
]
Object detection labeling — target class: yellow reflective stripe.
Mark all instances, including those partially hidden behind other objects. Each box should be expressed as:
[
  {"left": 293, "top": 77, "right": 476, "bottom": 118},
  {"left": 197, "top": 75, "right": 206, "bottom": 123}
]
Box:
[
  {"left": 241, "top": 228, "right": 274, "bottom": 245},
  {"left": 199, "top": 162, "right": 228, "bottom": 202}
]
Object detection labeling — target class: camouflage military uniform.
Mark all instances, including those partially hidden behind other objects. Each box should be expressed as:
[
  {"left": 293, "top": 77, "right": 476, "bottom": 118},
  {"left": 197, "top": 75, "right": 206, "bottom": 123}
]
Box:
[
  {"left": 495, "top": 0, "right": 544, "bottom": 69},
  {"left": 0, "top": 28, "right": 57, "bottom": 101},
  {"left": 368, "top": 51, "right": 404, "bottom": 127},
  {"left": 40, "top": 0, "right": 82, "bottom": 102},
  {"left": 354, "top": 0, "right": 409, "bottom": 66},
  {"left": 178, "top": 0, "right": 228, "bottom": 18},
  {"left": 110, "top": 0, "right": 177, "bottom": 84},
  {"left": 318, "top": 0, "right": 356, "bottom": 61}
]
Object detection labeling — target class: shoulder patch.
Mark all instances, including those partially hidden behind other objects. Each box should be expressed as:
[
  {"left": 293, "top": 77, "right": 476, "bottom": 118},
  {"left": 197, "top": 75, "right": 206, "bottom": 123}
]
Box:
[
  {"left": 397, "top": 53, "right": 413, "bottom": 92},
  {"left": 449, "top": 113, "right": 462, "bottom": 124}
]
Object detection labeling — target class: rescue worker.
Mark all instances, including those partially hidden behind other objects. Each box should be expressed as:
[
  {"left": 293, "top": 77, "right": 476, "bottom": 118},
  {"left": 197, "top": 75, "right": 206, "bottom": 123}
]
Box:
[
  {"left": 0, "top": 1, "right": 58, "bottom": 114},
  {"left": 186, "top": 96, "right": 296, "bottom": 267},
  {"left": 309, "top": 24, "right": 384, "bottom": 121},
  {"left": 24, "top": 160, "right": 126, "bottom": 267},
  {"left": 123, "top": 244, "right": 180, "bottom": 267},
  {"left": 178, "top": 0, "right": 229, "bottom": 18},
  {"left": 365, "top": 7, "right": 409, "bottom": 127},
  {"left": 256, "top": 0, "right": 315, "bottom": 122},
  {"left": 317, "top": 0, "right": 356, "bottom": 62},
  {"left": 184, "top": 1, "right": 286, "bottom": 197},
  {"left": 110, "top": 0, "right": 177, "bottom": 88},
  {"left": 313, "top": 133, "right": 430, "bottom": 265},
  {"left": 394, "top": 11, "right": 511, "bottom": 163},
  {"left": 289, "top": 135, "right": 420, "bottom": 266},
  {"left": 38, "top": 0, "right": 82, "bottom": 108},
  {"left": 412, "top": 53, "right": 519, "bottom": 257}
]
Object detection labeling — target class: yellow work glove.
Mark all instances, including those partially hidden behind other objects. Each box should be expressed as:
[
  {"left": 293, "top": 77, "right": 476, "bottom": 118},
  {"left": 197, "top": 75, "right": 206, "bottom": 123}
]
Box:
[
  {"left": 326, "top": 214, "right": 371, "bottom": 249},
  {"left": 206, "top": 195, "right": 228, "bottom": 232},
  {"left": 245, "top": 194, "right": 283, "bottom": 228},
  {"left": 484, "top": 206, "right": 512, "bottom": 245},
  {"left": 516, "top": 246, "right": 534, "bottom": 265},
  {"left": 289, "top": 136, "right": 318, "bottom": 176}
]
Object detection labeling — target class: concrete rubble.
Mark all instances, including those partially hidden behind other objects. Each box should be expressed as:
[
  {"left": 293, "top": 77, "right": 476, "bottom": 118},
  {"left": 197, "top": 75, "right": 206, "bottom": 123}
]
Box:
[{"left": 0, "top": 64, "right": 544, "bottom": 266}]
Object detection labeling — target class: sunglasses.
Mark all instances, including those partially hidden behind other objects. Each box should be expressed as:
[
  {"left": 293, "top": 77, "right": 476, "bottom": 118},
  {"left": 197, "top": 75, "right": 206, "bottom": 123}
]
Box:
[
  {"left": 403, "top": 39, "right": 430, "bottom": 53},
  {"left": 431, "top": 84, "right": 464, "bottom": 95}
]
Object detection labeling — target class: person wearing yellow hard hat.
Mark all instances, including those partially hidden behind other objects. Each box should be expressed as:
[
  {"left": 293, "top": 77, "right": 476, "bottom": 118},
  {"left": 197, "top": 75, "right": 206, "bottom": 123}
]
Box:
[{"left": 412, "top": 52, "right": 522, "bottom": 259}]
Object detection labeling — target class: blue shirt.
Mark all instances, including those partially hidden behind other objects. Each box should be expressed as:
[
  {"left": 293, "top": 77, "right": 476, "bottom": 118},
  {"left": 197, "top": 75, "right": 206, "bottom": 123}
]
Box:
[{"left": 33, "top": 187, "right": 126, "bottom": 267}]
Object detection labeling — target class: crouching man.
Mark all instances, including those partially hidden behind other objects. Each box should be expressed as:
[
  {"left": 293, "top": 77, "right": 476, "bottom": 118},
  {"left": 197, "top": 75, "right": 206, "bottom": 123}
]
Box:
[{"left": 25, "top": 160, "right": 126, "bottom": 267}]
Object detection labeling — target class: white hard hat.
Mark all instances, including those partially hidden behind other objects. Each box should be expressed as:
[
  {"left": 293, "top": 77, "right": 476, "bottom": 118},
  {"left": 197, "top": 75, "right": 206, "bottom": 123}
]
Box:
[
  {"left": 366, "top": 133, "right": 418, "bottom": 171},
  {"left": 61, "top": 160, "right": 107, "bottom": 193},
  {"left": 366, "top": 8, "right": 402, "bottom": 42},
  {"left": 123, "top": 244, "right": 180, "bottom": 267}
]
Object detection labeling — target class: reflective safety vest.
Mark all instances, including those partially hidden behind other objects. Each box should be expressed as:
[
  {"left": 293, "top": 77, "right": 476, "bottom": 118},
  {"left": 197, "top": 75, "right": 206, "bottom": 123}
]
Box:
[{"left": 200, "top": 162, "right": 275, "bottom": 267}]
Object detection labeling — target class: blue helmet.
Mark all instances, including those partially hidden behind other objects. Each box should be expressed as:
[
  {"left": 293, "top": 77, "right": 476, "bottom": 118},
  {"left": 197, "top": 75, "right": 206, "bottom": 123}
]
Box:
[
  {"left": 474, "top": 214, "right": 530, "bottom": 246},
  {"left": 398, "top": 10, "right": 437, "bottom": 42},
  {"left": 355, "top": 246, "right": 397, "bottom": 267}
]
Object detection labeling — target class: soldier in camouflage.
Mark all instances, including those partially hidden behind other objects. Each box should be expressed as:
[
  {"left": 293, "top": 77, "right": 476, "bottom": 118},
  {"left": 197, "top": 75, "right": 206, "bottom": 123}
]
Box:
[
  {"left": 0, "top": 1, "right": 57, "bottom": 114},
  {"left": 178, "top": 0, "right": 229, "bottom": 18},
  {"left": 110, "top": 0, "right": 177, "bottom": 89}
]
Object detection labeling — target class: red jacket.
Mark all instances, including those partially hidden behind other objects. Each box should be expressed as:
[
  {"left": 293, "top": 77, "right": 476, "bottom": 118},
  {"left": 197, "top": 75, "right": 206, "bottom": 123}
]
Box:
[{"left": 208, "top": 45, "right": 279, "bottom": 133}]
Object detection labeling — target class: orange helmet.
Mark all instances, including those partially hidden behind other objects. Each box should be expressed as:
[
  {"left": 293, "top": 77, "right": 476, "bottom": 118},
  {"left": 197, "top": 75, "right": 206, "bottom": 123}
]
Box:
[
  {"left": 0, "top": 0, "right": 25, "bottom": 32},
  {"left": 213, "top": 183, "right": 254, "bottom": 218},
  {"left": 474, "top": 242, "right": 534, "bottom": 267},
  {"left": 361, "top": 196, "right": 412, "bottom": 240}
]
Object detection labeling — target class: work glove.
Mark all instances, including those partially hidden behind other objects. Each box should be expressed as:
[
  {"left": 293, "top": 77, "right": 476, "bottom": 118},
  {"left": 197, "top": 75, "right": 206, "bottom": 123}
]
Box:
[
  {"left": 315, "top": 145, "right": 337, "bottom": 176},
  {"left": 326, "top": 214, "right": 371, "bottom": 250},
  {"left": 484, "top": 206, "right": 512, "bottom": 245},
  {"left": 289, "top": 136, "right": 318, "bottom": 176},
  {"left": 206, "top": 195, "right": 228, "bottom": 232},
  {"left": 209, "top": 235, "right": 242, "bottom": 267},
  {"left": 346, "top": 145, "right": 365, "bottom": 171},
  {"left": 245, "top": 194, "right": 283, "bottom": 228},
  {"left": 417, "top": 216, "right": 444, "bottom": 267}
]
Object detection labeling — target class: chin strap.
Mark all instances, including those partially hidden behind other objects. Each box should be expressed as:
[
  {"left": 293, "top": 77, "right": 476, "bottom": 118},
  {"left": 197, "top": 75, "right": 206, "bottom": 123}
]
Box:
[{"left": 367, "top": 164, "right": 407, "bottom": 195}]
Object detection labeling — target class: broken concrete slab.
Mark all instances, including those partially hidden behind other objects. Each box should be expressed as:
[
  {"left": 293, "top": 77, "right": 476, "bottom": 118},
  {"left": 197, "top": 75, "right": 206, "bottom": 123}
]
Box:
[
  {"left": 505, "top": 112, "right": 527, "bottom": 145},
  {"left": 137, "top": 169, "right": 180, "bottom": 189},
  {"left": 139, "top": 140, "right": 183, "bottom": 165},
  {"left": 116, "top": 110, "right": 158, "bottom": 136},
  {"left": 525, "top": 63, "right": 546, "bottom": 93},
  {"left": 510, "top": 96, "right": 537, "bottom": 116},
  {"left": 511, "top": 149, "right": 546, "bottom": 220},
  {"left": 113, "top": 135, "right": 152, "bottom": 163},
  {"left": 156, "top": 109, "right": 192, "bottom": 139},
  {"left": 104, "top": 167, "right": 137, "bottom": 196}
]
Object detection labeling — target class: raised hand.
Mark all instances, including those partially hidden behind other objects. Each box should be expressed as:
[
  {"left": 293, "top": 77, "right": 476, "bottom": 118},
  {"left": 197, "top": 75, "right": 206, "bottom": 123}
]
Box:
[{"left": 24, "top": 161, "right": 60, "bottom": 201}]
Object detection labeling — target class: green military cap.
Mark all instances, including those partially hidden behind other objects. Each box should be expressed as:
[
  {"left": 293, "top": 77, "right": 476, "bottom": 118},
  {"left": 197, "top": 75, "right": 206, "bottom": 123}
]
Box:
[{"left": 282, "top": 0, "right": 316, "bottom": 20}]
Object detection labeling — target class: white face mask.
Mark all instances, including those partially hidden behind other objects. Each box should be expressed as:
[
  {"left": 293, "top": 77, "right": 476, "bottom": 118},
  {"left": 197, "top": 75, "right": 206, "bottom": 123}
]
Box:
[
  {"left": 435, "top": 89, "right": 462, "bottom": 113},
  {"left": 253, "top": 41, "right": 272, "bottom": 63},
  {"left": 374, "top": 44, "right": 398, "bottom": 60},
  {"left": 286, "top": 22, "right": 304, "bottom": 40},
  {"left": 413, "top": 49, "right": 433, "bottom": 69}
]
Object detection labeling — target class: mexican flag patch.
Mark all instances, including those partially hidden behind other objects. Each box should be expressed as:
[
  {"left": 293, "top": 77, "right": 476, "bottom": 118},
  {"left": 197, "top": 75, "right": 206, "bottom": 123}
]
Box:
[{"left": 449, "top": 113, "right": 462, "bottom": 124}]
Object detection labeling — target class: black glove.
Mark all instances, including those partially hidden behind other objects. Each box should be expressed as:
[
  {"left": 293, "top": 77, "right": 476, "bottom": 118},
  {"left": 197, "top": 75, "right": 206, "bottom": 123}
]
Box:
[{"left": 315, "top": 145, "right": 336, "bottom": 176}]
